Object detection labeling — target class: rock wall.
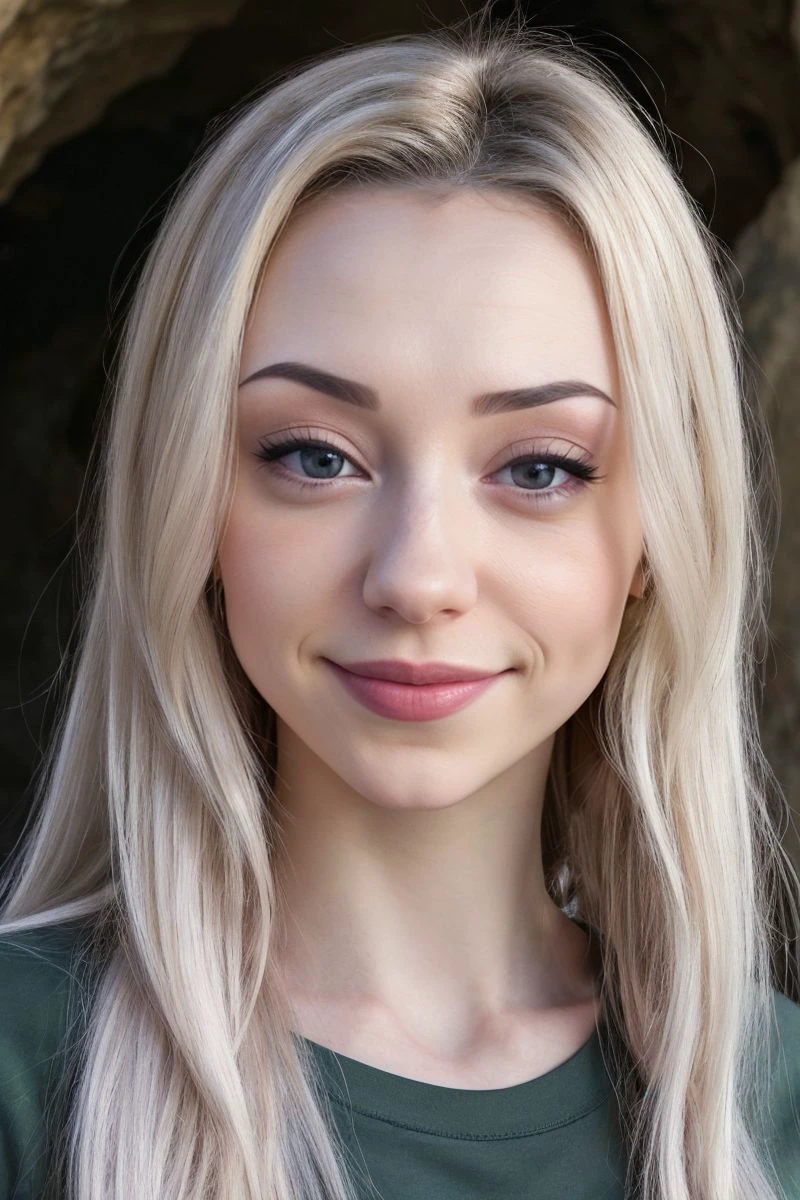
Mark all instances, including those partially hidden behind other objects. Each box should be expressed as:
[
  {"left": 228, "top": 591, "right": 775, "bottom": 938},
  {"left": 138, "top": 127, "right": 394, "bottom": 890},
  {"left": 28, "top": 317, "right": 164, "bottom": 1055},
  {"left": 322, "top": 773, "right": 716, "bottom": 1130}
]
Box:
[
  {"left": 735, "top": 154, "right": 800, "bottom": 866},
  {"left": 0, "top": 0, "right": 246, "bottom": 203}
]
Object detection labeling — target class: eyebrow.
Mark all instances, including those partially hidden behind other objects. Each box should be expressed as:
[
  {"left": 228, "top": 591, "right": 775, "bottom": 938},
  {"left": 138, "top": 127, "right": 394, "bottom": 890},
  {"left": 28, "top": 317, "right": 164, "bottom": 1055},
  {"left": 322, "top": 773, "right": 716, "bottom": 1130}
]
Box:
[{"left": 237, "top": 361, "right": 616, "bottom": 416}]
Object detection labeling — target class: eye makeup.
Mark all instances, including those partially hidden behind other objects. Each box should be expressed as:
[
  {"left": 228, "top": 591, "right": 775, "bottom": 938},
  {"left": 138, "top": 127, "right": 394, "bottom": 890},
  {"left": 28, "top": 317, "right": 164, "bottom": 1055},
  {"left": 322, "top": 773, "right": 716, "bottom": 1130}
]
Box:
[{"left": 253, "top": 427, "right": 605, "bottom": 509}]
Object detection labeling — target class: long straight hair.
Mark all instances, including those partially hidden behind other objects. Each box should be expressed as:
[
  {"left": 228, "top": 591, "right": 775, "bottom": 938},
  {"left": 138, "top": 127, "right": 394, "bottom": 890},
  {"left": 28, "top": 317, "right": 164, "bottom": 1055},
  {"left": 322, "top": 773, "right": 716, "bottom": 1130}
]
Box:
[{"left": 2, "top": 8, "right": 798, "bottom": 1198}]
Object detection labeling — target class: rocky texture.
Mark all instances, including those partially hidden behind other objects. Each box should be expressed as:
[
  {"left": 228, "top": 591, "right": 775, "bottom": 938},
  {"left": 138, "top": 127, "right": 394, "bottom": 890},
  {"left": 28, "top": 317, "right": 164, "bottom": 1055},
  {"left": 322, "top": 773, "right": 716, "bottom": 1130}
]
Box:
[
  {"left": 3, "top": 0, "right": 800, "bottom": 240},
  {"left": 543, "top": 0, "right": 800, "bottom": 247},
  {"left": 0, "top": 0, "right": 246, "bottom": 203},
  {"left": 735, "top": 154, "right": 800, "bottom": 865}
]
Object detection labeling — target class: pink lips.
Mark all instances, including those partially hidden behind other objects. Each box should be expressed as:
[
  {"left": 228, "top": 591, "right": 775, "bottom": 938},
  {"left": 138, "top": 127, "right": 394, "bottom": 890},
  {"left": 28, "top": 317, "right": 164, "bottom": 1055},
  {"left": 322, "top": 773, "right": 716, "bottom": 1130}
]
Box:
[{"left": 325, "top": 660, "right": 510, "bottom": 721}]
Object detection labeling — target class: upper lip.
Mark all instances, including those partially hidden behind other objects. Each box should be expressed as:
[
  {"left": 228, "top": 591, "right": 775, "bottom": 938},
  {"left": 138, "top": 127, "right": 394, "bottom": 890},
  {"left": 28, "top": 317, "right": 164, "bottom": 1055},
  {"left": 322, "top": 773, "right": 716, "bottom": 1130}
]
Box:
[{"left": 329, "top": 659, "right": 506, "bottom": 684}]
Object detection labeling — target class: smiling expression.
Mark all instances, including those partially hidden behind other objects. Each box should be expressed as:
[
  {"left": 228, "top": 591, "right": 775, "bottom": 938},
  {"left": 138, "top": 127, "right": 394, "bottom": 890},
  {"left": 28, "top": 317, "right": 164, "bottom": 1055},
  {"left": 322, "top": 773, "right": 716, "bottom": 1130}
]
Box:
[{"left": 217, "top": 185, "right": 644, "bottom": 812}]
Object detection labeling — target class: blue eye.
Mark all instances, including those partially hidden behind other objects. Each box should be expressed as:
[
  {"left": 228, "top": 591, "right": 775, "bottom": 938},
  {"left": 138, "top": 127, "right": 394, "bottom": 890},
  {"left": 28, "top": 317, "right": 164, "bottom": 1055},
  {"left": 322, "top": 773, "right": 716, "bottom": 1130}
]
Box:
[
  {"left": 493, "top": 449, "right": 602, "bottom": 504},
  {"left": 254, "top": 428, "right": 604, "bottom": 506},
  {"left": 256, "top": 435, "right": 357, "bottom": 486}
]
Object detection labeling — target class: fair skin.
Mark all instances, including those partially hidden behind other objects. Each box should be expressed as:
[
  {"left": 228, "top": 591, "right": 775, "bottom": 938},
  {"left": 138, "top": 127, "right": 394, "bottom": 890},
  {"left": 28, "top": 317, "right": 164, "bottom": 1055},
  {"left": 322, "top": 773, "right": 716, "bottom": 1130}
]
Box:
[{"left": 218, "top": 184, "right": 644, "bottom": 1088}]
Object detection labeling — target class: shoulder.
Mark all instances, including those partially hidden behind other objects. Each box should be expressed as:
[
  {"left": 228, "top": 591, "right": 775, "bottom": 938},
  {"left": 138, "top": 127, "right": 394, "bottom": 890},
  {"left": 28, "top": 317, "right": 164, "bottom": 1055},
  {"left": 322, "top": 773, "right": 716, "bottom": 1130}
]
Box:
[
  {"left": 763, "top": 986, "right": 800, "bottom": 1196},
  {"left": 0, "top": 917, "right": 101, "bottom": 1197},
  {"left": 0, "top": 914, "right": 96, "bottom": 993},
  {"left": 0, "top": 918, "right": 99, "bottom": 1056},
  {"left": 767, "top": 985, "right": 800, "bottom": 1097}
]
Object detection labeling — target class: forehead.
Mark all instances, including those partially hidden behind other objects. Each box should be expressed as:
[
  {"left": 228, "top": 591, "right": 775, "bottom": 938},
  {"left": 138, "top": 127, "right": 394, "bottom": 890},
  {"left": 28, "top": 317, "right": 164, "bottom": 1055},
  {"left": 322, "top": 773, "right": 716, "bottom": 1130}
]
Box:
[{"left": 242, "top": 186, "right": 616, "bottom": 395}]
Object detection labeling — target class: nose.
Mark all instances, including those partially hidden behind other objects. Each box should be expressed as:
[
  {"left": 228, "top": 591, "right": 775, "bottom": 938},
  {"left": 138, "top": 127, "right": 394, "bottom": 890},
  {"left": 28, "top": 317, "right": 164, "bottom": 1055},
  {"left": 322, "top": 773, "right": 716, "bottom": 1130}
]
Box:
[{"left": 361, "top": 487, "right": 480, "bottom": 623}]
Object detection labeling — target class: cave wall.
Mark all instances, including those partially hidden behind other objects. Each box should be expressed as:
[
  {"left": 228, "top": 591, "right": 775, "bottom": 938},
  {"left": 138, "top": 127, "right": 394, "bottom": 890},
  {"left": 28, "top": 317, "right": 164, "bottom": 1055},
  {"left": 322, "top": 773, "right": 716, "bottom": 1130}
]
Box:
[{"left": 1, "top": 0, "right": 799, "bottom": 866}]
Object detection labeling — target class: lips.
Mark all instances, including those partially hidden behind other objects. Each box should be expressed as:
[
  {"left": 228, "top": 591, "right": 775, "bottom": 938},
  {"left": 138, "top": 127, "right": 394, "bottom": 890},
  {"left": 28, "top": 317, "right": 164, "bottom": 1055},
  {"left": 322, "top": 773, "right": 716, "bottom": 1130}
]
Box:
[
  {"left": 324, "top": 660, "right": 512, "bottom": 722},
  {"left": 331, "top": 659, "right": 502, "bottom": 685}
]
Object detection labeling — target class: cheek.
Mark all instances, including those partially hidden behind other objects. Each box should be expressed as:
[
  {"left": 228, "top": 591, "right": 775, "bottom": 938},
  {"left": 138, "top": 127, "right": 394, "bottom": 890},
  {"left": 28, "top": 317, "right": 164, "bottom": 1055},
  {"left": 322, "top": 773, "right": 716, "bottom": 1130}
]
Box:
[
  {"left": 216, "top": 500, "right": 313, "bottom": 692},
  {"left": 216, "top": 487, "right": 359, "bottom": 708},
  {"left": 218, "top": 490, "right": 331, "bottom": 610},
  {"left": 562, "top": 583, "right": 626, "bottom": 676},
  {"left": 514, "top": 534, "right": 631, "bottom": 679}
]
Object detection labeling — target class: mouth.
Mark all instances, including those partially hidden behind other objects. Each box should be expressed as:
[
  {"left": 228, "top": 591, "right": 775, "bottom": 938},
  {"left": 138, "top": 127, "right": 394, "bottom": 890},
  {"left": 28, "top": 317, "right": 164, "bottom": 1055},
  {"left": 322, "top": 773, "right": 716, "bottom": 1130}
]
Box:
[
  {"left": 326, "top": 659, "right": 508, "bottom": 685},
  {"left": 323, "top": 659, "right": 512, "bottom": 722}
]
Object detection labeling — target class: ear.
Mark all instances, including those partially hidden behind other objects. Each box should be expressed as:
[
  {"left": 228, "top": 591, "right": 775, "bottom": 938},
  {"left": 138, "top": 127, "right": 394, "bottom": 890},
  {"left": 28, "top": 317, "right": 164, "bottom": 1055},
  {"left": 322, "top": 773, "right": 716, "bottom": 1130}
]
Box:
[{"left": 628, "top": 557, "right": 645, "bottom": 601}]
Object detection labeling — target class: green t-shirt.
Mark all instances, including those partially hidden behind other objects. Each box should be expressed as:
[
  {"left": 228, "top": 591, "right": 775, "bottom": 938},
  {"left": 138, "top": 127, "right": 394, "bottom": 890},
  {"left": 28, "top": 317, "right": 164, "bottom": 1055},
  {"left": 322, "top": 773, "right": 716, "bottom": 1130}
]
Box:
[{"left": 1, "top": 917, "right": 799, "bottom": 1199}]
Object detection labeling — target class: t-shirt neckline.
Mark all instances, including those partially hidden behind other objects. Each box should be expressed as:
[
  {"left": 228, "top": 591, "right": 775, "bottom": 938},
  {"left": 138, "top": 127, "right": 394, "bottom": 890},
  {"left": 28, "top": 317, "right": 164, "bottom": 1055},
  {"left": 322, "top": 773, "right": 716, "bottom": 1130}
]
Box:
[{"left": 292, "top": 916, "right": 612, "bottom": 1138}]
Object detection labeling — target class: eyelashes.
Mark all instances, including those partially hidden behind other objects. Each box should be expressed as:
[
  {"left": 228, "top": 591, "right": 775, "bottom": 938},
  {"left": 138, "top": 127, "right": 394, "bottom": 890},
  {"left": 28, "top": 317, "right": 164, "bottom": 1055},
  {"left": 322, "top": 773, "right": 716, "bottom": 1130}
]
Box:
[{"left": 253, "top": 427, "right": 605, "bottom": 507}]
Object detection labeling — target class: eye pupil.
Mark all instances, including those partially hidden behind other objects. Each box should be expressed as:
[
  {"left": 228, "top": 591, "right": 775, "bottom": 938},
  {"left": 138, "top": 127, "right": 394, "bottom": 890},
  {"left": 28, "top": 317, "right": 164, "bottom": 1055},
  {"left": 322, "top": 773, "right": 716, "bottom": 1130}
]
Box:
[
  {"left": 511, "top": 461, "right": 556, "bottom": 489},
  {"left": 301, "top": 447, "right": 343, "bottom": 479}
]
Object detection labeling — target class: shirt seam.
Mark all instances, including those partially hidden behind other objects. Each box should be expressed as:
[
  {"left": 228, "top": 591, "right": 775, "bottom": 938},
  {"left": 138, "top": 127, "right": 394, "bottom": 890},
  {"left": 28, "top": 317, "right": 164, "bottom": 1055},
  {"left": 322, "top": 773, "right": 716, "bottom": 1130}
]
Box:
[{"left": 322, "top": 1089, "right": 610, "bottom": 1140}]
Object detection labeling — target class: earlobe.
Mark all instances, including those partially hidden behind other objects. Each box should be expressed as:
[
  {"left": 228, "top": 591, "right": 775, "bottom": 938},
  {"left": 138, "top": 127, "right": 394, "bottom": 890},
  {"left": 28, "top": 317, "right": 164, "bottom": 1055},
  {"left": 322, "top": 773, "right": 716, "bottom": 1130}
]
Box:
[{"left": 629, "top": 559, "right": 645, "bottom": 601}]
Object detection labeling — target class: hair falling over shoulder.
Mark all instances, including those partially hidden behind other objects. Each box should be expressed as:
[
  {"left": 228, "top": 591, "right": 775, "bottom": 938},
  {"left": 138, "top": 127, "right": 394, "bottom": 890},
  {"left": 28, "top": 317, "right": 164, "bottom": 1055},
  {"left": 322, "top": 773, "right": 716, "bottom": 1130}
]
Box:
[{"left": 1, "top": 4, "right": 798, "bottom": 1197}]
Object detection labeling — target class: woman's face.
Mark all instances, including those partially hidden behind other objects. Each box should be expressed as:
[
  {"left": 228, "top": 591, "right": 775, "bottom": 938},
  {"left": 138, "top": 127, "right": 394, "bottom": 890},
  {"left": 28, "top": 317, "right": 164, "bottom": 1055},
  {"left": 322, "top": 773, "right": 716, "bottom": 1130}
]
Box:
[{"left": 218, "top": 185, "right": 643, "bottom": 812}]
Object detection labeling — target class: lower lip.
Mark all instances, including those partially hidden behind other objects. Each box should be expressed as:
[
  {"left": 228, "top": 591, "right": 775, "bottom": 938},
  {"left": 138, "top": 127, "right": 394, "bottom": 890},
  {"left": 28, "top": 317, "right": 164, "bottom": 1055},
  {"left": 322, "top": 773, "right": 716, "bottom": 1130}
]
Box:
[{"left": 325, "top": 661, "right": 510, "bottom": 721}]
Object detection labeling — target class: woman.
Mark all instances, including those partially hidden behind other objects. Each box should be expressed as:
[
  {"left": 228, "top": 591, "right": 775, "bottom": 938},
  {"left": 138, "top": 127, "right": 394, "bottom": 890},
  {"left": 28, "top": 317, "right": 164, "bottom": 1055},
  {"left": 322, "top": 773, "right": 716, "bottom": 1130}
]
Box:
[{"left": 1, "top": 9, "right": 799, "bottom": 1199}]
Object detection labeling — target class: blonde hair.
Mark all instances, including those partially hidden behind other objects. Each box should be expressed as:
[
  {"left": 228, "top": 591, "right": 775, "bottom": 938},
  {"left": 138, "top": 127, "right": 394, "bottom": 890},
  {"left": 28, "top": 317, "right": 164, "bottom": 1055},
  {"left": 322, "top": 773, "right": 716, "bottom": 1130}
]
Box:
[{"left": 2, "top": 7, "right": 798, "bottom": 1198}]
